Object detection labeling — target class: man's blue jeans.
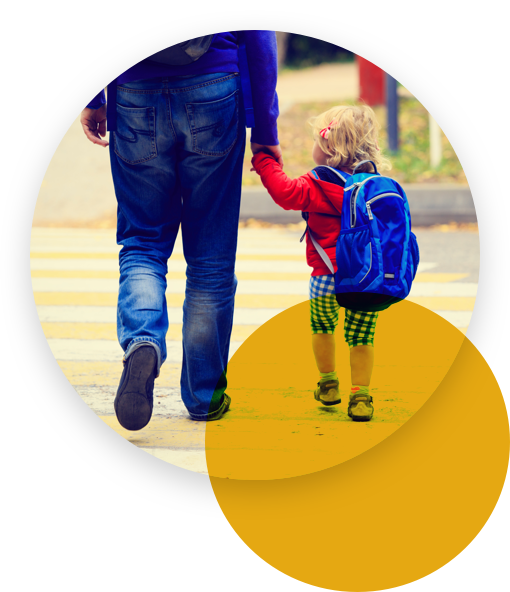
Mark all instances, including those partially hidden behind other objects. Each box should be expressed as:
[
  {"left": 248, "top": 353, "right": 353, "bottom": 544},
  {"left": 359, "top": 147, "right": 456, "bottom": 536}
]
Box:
[{"left": 109, "top": 73, "right": 246, "bottom": 421}]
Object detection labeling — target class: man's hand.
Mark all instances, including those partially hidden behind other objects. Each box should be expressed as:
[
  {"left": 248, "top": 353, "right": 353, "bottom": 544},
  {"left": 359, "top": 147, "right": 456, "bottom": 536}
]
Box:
[
  {"left": 80, "top": 105, "right": 109, "bottom": 147},
  {"left": 251, "top": 143, "right": 283, "bottom": 168}
]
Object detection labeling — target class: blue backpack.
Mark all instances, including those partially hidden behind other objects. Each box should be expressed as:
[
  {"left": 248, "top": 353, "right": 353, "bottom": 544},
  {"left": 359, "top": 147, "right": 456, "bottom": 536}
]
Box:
[
  {"left": 303, "top": 160, "right": 420, "bottom": 312},
  {"left": 145, "top": 36, "right": 215, "bottom": 65}
]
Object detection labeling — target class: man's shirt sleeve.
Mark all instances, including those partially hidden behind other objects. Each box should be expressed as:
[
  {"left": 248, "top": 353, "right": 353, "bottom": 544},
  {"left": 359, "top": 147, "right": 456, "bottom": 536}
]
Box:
[
  {"left": 87, "top": 90, "right": 106, "bottom": 110},
  {"left": 243, "top": 30, "right": 279, "bottom": 146}
]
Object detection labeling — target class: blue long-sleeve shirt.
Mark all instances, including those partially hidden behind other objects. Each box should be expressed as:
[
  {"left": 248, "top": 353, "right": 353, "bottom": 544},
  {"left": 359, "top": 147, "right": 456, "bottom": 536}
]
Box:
[{"left": 87, "top": 31, "right": 279, "bottom": 146}]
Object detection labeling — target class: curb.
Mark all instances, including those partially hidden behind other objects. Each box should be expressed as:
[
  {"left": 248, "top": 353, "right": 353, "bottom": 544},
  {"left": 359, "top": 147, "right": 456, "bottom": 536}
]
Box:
[{"left": 240, "top": 185, "right": 476, "bottom": 226}]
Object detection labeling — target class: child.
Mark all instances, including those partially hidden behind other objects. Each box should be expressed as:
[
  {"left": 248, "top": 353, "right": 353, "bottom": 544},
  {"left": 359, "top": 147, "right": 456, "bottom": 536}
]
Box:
[{"left": 251, "top": 105, "right": 391, "bottom": 422}]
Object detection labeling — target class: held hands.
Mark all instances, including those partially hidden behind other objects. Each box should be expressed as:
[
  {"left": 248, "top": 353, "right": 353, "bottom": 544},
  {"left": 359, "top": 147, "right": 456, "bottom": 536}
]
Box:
[
  {"left": 250, "top": 143, "right": 283, "bottom": 170},
  {"left": 80, "top": 105, "right": 109, "bottom": 147}
]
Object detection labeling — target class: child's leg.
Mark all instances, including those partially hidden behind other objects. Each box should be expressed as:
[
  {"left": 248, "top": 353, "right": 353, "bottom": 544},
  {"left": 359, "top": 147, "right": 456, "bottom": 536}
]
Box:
[
  {"left": 344, "top": 309, "right": 378, "bottom": 421},
  {"left": 312, "top": 333, "right": 335, "bottom": 373},
  {"left": 350, "top": 345, "right": 374, "bottom": 386},
  {"left": 310, "top": 275, "right": 341, "bottom": 405}
]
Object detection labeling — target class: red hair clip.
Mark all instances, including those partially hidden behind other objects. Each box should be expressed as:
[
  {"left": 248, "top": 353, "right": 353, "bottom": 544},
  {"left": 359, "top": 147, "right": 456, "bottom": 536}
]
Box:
[{"left": 319, "top": 118, "right": 338, "bottom": 140}]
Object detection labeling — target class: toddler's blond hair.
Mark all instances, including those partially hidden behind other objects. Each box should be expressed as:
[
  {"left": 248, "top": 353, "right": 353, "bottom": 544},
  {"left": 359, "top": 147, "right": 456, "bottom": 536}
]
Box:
[{"left": 311, "top": 105, "right": 391, "bottom": 173}]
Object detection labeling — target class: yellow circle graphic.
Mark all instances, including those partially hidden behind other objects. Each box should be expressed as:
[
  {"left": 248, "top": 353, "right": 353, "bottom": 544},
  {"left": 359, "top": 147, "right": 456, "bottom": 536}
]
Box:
[{"left": 207, "top": 302, "right": 509, "bottom": 590}]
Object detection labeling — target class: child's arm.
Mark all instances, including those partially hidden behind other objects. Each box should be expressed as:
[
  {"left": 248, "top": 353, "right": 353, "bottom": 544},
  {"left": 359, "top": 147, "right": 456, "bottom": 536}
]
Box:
[{"left": 251, "top": 152, "right": 318, "bottom": 211}]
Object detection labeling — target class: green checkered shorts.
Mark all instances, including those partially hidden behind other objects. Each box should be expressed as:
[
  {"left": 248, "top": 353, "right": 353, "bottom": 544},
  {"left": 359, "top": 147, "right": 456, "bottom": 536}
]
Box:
[{"left": 309, "top": 274, "right": 378, "bottom": 348}]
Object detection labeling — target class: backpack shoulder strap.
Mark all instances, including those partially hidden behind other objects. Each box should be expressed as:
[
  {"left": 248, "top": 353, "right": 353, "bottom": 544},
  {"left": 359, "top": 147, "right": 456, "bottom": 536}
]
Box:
[
  {"left": 312, "top": 166, "right": 348, "bottom": 186},
  {"left": 352, "top": 160, "right": 378, "bottom": 174},
  {"left": 300, "top": 166, "right": 346, "bottom": 275},
  {"left": 308, "top": 227, "right": 335, "bottom": 275}
]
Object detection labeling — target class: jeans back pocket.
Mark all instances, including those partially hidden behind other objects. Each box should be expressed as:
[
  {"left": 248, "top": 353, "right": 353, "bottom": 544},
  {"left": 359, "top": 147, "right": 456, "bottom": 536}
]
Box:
[
  {"left": 186, "top": 90, "right": 239, "bottom": 157},
  {"left": 113, "top": 104, "right": 157, "bottom": 165}
]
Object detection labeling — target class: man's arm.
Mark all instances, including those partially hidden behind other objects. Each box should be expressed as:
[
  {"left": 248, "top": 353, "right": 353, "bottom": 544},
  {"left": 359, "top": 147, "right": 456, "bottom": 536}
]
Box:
[{"left": 243, "top": 31, "right": 283, "bottom": 167}]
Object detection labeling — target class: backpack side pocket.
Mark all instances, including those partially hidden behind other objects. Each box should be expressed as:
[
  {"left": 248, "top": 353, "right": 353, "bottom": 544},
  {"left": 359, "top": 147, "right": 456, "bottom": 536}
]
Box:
[
  {"left": 366, "top": 193, "right": 406, "bottom": 284},
  {"left": 336, "top": 225, "right": 380, "bottom": 287}
]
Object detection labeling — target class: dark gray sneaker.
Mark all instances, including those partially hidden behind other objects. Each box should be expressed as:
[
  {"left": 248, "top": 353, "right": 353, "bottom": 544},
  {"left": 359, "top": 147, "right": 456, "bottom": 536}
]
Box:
[
  {"left": 314, "top": 379, "right": 341, "bottom": 406},
  {"left": 114, "top": 346, "right": 157, "bottom": 431},
  {"left": 205, "top": 393, "right": 231, "bottom": 421}
]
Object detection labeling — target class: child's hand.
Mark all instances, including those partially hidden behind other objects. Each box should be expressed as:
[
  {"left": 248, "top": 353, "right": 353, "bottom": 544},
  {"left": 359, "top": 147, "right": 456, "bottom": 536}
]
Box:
[{"left": 250, "top": 143, "right": 284, "bottom": 169}]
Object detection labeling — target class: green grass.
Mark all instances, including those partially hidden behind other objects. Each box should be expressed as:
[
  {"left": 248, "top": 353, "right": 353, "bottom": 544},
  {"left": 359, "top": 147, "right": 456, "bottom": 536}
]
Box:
[{"left": 243, "top": 98, "right": 467, "bottom": 186}]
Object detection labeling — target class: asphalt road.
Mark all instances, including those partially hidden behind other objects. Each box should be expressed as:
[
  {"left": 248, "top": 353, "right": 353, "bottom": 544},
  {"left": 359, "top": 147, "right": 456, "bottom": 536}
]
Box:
[{"left": 270, "top": 226, "right": 479, "bottom": 283}]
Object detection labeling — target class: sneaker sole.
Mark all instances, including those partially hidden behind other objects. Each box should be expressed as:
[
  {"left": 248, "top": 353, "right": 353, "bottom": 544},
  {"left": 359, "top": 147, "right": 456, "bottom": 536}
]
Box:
[
  {"left": 114, "top": 347, "right": 156, "bottom": 431},
  {"left": 319, "top": 397, "right": 342, "bottom": 406},
  {"left": 314, "top": 391, "right": 341, "bottom": 406},
  {"left": 349, "top": 413, "right": 373, "bottom": 422}
]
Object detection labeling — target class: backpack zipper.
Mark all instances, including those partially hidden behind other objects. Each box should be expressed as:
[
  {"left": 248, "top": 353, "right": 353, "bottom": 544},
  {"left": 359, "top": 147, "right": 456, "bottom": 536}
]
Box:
[
  {"left": 351, "top": 183, "right": 361, "bottom": 227},
  {"left": 366, "top": 192, "right": 403, "bottom": 220},
  {"left": 359, "top": 243, "right": 372, "bottom": 283},
  {"left": 348, "top": 176, "right": 380, "bottom": 227}
]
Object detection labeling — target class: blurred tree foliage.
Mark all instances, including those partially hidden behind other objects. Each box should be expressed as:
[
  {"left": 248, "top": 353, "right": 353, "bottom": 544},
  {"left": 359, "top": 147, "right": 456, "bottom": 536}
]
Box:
[{"left": 277, "top": 33, "right": 353, "bottom": 69}]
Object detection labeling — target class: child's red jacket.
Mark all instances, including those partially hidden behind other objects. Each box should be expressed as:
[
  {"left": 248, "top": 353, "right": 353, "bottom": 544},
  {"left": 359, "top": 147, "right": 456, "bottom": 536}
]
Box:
[{"left": 252, "top": 152, "right": 344, "bottom": 276}]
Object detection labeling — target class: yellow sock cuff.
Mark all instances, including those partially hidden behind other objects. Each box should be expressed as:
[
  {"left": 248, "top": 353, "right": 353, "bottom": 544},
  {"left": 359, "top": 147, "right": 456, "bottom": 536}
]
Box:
[{"left": 320, "top": 371, "right": 338, "bottom": 382}]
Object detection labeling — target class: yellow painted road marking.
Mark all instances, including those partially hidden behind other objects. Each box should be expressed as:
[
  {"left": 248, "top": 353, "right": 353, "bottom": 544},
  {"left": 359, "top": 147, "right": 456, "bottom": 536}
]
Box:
[
  {"left": 31, "top": 252, "right": 120, "bottom": 259},
  {"left": 407, "top": 297, "right": 476, "bottom": 311},
  {"left": 31, "top": 269, "right": 469, "bottom": 283},
  {"left": 34, "top": 292, "right": 308, "bottom": 308},
  {"left": 33, "top": 270, "right": 120, "bottom": 279},
  {"left": 31, "top": 269, "right": 313, "bottom": 281},
  {"left": 34, "top": 291, "right": 476, "bottom": 311},
  {"left": 31, "top": 252, "right": 305, "bottom": 261},
  {"left": 45, "top": 321, "right": 469, "bottom": 342},
  {"left": 414, "top": 273, "right": 468, "bottom": 283},
  {"left": 35, "top": 292, "right": 119, "bottom": 306},
  {"left": 42, "top": 322, "right": 259, "bottom": 342},
  {"left": 100, "top": 416, "right": 205, "bottom": 449},
  {"left": 58, "top": 361, "right": 181, "bottom": 387}
]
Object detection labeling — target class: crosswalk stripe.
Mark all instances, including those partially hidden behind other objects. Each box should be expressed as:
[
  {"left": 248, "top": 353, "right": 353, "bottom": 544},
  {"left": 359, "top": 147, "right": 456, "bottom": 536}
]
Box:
[
  {"left": 46, "top": 338, "right": 243, "bottom": 362},
  {"left": 37, "top": 306, "right": 284, "bottom": 325},
  {"left": 30, "top": 258, "right": 311, "bottom": 273},
  {"left": 31, "top": 269, "right": 468, "bottom": 283},
  {"left": 34, "top": 293, "right": 476, "bottom": 312},
  {"left": 30, "top": 257, "right": 439, "bottom": 274},
  {"left": 36, "top": 306, "right": 472, "bottom": 327},
  {"left": 32, "top": 278, "right": 478, "bottom": 297},
  {"left": 57, "top": 361, "right": 181, "bottom": 386},
  {"left": 30, "top": 251, "right": 308, "bottom": 261},
  {"left": 40, "top": 322, "right": 259, "bottom": 342},
  {"left": 33, "top": 293, "right": 305, "bottom": 308}
]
